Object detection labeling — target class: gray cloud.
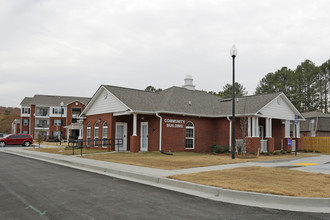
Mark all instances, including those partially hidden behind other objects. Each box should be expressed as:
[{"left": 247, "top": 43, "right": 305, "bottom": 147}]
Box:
[{"left": 1, "top": 0, "right": 329, "bottom": 107}]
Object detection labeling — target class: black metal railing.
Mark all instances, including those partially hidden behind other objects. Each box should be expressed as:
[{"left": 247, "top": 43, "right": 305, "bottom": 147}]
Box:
[{"left": 68, "top": 138, "right": 123, "bottom": 156}]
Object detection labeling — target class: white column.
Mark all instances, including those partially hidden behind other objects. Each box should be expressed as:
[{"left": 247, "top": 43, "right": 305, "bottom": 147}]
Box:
[
  {"left": 255, "top": 117, "right": 259, "bottom": 137},
  {"left": 296, "top": 122, "right": 300, "bottom": 138},
  {"left": 229, "top": 118, "right": 232, "bottom": 148},
  {"left": 79, "top": 128, "right": 82, "bottom": 139},
  {"left": 265, "top": 118, "right": 272, "bottom": 138},
  {"left": 285, "top": 120, "right": 290, "bottom": 138},
  {"left": 251, "top": 117, "right": 256, "bottom": 137},
  {"left": 133, "top": 113, "right": 137, "bottom": 136},
  {"left": 293, "top": 122, "right": 296, "bottom": 138},
  {"left": 248, "top": 117, "right": 251, "bottom": 137},
  {"left": 67, "top": 128, "right": 69, "bottom": 145}
]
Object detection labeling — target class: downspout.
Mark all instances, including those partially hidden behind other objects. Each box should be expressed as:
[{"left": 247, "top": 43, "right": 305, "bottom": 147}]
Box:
[
  {"left": 156, "top": 112, "right": 162, "bottom": 151},
  {"left": 227, "top": 116, "right": 232, "bottom": 148}
]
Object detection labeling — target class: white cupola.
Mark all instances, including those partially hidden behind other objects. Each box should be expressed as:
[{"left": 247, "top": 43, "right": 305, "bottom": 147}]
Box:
[{"left": 182, "top": 74, "right": 196, "bottom": 90}]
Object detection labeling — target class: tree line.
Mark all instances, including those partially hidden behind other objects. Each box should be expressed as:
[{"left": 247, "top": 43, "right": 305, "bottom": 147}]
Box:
[
  {"left": 255, "top": 59, "right": 329, "bottom": 113},
  {"left": 145, "top": 59, "right": 329, "bottom": 113}
]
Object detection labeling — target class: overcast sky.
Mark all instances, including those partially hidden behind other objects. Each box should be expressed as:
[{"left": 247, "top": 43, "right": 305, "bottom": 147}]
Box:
[{"left": 1, "top": 0, "right": 329, "bottom": 107}]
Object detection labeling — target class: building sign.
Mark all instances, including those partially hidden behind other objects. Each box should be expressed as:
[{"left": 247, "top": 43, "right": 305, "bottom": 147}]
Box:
[
  {"left": 164, "top": 119, "right": 185, "bottom": 128},
  {"left": 288, "top": 139, "right": 292, "bottom": 146}
]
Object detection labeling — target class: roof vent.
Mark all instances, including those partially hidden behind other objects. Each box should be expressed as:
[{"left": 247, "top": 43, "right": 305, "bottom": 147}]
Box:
[{"left": 182, "top": 74, "right": 196, "bottom": 90}]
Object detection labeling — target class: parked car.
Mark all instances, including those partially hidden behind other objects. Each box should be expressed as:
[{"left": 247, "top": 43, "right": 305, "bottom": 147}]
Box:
[{"left": 0, "top": 134, "right": 33, "bottom": 147}]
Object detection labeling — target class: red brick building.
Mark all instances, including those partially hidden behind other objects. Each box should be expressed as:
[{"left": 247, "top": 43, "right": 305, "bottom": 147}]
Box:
[
  {"left": 81, "top": 81, "right": 304, "bottom": 154},
  {"left": 20, "top": 95, "right": 90, "bottom": 140}
]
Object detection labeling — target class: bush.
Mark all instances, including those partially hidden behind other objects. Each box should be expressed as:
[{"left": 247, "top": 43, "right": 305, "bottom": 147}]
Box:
[
  {"left": 210, "top": 144, "right": 229, "bottom": 154},
  {"left": 280, "top": 150, "right": 286, "bottom": 154},
  {"left": 287, "top": 150, "right": 291, "bottom": 154},
  {"left": 308, "top": 149, "right": 313, "bottom": 152},
  {"left": 249, "top": 152, "right": 255, "bottom": 155},
  {"left": 315, "top": 150, "right": 321, "bottom": 153},
  {"left": 303, "top": 149, "right": 308, "bottom": 152},
  {"left": 273, "top": 151, "right": 280, "bottom": 155}
]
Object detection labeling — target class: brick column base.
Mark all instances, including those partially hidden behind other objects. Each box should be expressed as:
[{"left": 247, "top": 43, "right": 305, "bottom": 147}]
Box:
[
  {"left": 130, "top": 136, "right": 140, "bottom": 153},
  {"left": 282, "top": 138, "right": 292, "bottom": 151},
  {"left": 246, "top": 137, "right": 261, "bottom": 154},
  {"left": 265, "top": 137, "right": 275, "bottom": 152}
]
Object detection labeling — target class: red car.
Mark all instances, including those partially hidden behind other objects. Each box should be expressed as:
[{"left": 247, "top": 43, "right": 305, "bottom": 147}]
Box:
[{"left": 0, "top": 134, "right": 33, "bottom": 147}]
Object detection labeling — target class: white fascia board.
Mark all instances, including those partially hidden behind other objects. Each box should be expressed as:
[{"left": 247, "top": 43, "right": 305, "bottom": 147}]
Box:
[{"left": 154, "top": 111, "right": 253, "bottom": 118}]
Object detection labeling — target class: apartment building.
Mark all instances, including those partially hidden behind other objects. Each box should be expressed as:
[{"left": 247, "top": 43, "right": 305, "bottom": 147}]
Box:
[{"left": 20, "top": 95, "right": 90, "bottom": 139}]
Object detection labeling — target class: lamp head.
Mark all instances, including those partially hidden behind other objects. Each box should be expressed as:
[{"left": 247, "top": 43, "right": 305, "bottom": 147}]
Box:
[
  {"left": 60, "top": 101, "right": 64, "bottom": 107},
  {"left": 230, "top": 45, "right": 238, "bottom": 57}
]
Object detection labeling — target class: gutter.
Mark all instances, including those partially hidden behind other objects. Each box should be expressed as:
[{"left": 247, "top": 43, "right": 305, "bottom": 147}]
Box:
[{"left": 156, "top": 112, "right": 162, "bottom": 151}]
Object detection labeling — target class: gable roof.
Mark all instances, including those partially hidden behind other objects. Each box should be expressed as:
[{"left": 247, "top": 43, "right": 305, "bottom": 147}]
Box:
[
  {"left": 20, "top": 97, "right": 33, "bottom": 106},
  {"left": 20, "top": 95, "right": 91, "bottom": 107},
  {"left": 93, "top": 85, "right": 300, "bottom": 118}
]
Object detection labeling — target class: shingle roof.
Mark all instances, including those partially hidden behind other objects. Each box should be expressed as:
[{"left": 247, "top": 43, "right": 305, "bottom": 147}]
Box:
[
  {"left": 20, "top": 97, "right": 33, "bottom": 106},
  {"left": 300, "top": 111, "right": 330, "bottom": 132},
  {"left": 103, "top": 85, "right": 281, "bottom": 117},
  {"left": 103, "top": 85, "right": 160, "bottom": 112},
  {"left": 20, "top": 95, "right": 91, "bottom": 107},
  {"left": 302, "top": 111, "right": 330, "bottom": 118}
]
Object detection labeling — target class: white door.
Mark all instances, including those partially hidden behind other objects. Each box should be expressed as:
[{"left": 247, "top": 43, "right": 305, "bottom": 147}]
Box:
[
  {"left": 115, "top": 122, "right": 127, "bottom": 151},
  {"left": 140, "top": 122, "right": 148, "bottom": 152}
]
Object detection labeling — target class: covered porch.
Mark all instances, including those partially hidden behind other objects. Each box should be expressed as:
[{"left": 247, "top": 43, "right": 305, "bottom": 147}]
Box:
[{"left": 244, "top": 116, "right": 301, "bottom": 153}]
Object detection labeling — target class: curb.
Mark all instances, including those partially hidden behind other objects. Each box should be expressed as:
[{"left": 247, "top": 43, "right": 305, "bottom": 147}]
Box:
[{"left": 2, "top": 149, "right": 330, "bottom": 213}]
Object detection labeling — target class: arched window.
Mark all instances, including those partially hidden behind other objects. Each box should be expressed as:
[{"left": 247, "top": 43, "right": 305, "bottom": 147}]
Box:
[
  {"left": 86, "top": 123, "right": 91, "bottom": 146},
  {"left": 102, "top": 122, "right": 108, "bottom": 147},
  {"left": 94, "top": 122, "right": 99, "bottom": 146},
  {"left": 185, "top": 121, "right": 194, "bottom": 149}
]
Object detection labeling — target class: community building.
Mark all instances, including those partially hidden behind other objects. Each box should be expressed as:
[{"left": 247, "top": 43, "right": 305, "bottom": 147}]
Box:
[
  {"left": 19, "top": 95, "right": 90, "bottom": 140},
  {"left": 80, "top": 77, "right": 304, "bottom": 154}
]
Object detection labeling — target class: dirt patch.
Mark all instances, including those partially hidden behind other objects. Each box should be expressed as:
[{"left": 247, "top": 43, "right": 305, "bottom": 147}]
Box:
[{"left": 169, "top": 166, "right": 330, "bottom": 197}]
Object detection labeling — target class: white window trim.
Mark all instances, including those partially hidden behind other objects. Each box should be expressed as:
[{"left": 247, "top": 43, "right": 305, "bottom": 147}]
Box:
[{"left": 185, "top": 121, "right": 195, "bottom": 149}]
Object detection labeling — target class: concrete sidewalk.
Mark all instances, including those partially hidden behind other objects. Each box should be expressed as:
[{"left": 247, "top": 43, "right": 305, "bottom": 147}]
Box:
[{"left": 1, "top": 146, "right": 330, "bottom": 213}]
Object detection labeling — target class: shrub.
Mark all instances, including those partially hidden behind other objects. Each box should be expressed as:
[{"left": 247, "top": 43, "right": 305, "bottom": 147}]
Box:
[
  {"left": 211, "top": 144, "right": 229, "bottom": 154},
  {"left": 303, "top": 149, "right": 308, "bottom": 152},
  {"left": 315, "top": 150, "right": 321, "bottom": 153},
  {"left": 308, "top": 149, "right": 313, "bottom": 152},
  {"left": 273, "top": 151, "right": 280, "bottom": 155},
  {"left": 249, "top": 152, "right": 255, "bottom": 155},
  {"left": 287, "top": 150, "right": 291, "bottom": 154},
  {"left": 280, "top": 150, "right": 286, "bottom": 154}
]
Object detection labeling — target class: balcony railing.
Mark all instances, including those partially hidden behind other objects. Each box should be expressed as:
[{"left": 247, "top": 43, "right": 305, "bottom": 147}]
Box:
[
  {"left": 35, "top": 112, "right": 49, "bottom": 117},
  {"left": 72, "top": 114, "right": 80, "bottom": 118},
  {"left": 36, "top": 124, "right": 49, "bottom": 128}
]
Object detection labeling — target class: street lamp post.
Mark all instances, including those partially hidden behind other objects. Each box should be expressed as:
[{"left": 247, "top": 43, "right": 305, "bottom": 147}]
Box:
[
  {"left": 60, "top": 101, "right": 64, "bottom": 145},
  {"left": 230, "top": 45, "right": 238, "bottom": 159}
]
